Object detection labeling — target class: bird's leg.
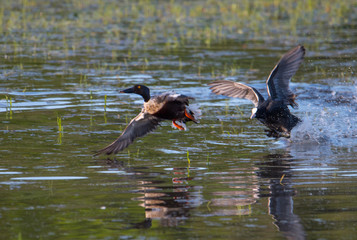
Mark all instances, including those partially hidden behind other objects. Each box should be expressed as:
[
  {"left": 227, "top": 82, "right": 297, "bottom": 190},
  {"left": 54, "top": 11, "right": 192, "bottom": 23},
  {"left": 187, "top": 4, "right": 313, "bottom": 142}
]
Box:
[
  {"left": 172, "top": 120, "right": 185, "bottom": 130},
  {"left": 184, "top": 109, "right": 196, "bottom": 122}
]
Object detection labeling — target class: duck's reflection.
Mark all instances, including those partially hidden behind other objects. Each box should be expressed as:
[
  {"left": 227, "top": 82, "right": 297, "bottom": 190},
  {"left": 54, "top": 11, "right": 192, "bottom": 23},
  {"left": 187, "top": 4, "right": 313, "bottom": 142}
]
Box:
[
  {"left": 134, "top": 165, "right": 260, "bottom": 227},
  {"left": 257, "top": 153, "right": 306, "bottom": 240},
  {"left": 129, "top": 164, "right": 258, "bottom": 227},
  {"left": 208, "top": 167, "right": 259, "bottom": 216},
  {"left": 135, "top": 168, "right": 202, "bottom": 227},
  {"left": 97, "top": 159, "right": 201, "bottom": 228},
  {"left": 99, "top": 153, "right": 306, "bottom": 237}
]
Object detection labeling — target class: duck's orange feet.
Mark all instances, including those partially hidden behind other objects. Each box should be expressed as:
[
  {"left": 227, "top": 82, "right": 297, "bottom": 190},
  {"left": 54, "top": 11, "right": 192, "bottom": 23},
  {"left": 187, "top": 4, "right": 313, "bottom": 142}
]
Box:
[
  {"left": 172, "top": 120, "right": 185, "bottom": 130},
  {"left": 184, "top": 109, "right": 195, "bottom": 121}
]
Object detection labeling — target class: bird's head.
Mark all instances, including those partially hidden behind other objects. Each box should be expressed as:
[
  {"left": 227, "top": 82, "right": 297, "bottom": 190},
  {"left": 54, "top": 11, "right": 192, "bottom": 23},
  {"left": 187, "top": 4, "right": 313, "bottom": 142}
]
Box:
[{"left": 121, "top": 85, "right": 150, "bottom": 102}]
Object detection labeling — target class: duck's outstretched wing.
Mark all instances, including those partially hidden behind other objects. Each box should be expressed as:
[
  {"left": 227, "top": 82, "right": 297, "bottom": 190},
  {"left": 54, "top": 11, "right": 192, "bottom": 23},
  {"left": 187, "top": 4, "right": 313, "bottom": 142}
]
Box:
[
  {"left": 266, "top": 45, "right": 305, "bottom": 107},
  {"left": 94, "top": 111, "right": 161, "bottom": 156},
  {"left": 208, "top": 80, "right": 264, "bottom": 107}
]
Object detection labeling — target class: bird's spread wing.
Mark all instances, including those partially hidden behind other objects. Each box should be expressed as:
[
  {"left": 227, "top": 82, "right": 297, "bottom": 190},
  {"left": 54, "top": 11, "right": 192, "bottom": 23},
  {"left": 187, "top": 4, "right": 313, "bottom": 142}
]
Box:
[
  {"left": 209, "top": 80, "right": 264, "bottom": 107},
  {"left": 266, "top": 45, "right": 305, "bottom": 107},
  {"left": 94, "top": 111, "right": 161, "bottom": 156}
]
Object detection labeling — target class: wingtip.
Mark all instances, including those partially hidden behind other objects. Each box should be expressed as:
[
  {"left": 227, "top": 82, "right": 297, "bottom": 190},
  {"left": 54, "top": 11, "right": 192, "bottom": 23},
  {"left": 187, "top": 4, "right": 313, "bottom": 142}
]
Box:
[
  {"left": 300, "top": 45, "right": 306, "bottom": 54},
  {"left": 93, "top": 146, "right": 116, "bottom": 157},
  {"left": 92, "top": 151, "right": 100, "bottom": 157},
  {"left": 208, "top": 80, "right": 226, "bottom": 87},
  {"left": 92, "top": 149, "right": 108, "bottom": 157},
  {"left": 207, "top": 81, "right": 217, "bottom": 89},
  {"left": 295, "top": 45, "right": 306, "bottom": 57}
]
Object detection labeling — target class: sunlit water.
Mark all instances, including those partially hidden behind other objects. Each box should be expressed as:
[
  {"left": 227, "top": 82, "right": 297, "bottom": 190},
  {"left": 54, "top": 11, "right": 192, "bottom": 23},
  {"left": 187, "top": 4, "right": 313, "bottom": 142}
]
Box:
[{"left": 1, "top": 1, "right": 357, "bottom": 240}]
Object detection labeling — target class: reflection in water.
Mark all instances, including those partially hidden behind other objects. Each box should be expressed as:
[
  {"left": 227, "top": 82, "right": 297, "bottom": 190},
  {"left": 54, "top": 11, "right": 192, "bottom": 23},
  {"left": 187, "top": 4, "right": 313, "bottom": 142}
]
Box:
[
  {"left": 257, "top": 154, "right": 306, "bottom": 240},
  {"left": 135, "top": 165, "right": 260, "bottom": 227},
  {"left": 208, "top": 167, "right": 259, "bottom": 216},
  {"left": 135, "top": 168, "right": 202, "bottom": 227},
  {"left": 97, "top": 159, "right": 203, "bottom": 228},
  {"left": 109, "top": 158, "right": 261, "bottom": 228},
  {"left": 100, "top": 155, "right": 305, "bottom": 236}
]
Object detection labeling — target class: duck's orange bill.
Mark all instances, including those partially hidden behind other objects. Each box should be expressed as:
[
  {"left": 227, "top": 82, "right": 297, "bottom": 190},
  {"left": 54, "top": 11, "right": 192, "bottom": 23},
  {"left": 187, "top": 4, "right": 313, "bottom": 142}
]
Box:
[
  {"left": 184, "top": 109, "right": 195, "bottom": 121},
  {"left": 172, "top": 121, "right": 185, "bottom": 130}
]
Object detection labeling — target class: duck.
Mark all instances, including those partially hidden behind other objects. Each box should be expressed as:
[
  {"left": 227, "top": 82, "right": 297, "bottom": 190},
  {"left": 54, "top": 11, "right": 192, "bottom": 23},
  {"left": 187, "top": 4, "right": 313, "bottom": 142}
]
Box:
[
  {"left": 94, "top": 85, "right": 201, "bottom": 156},
  {"left": 209, "top": 45, "right": 305, "bottom": 138}
]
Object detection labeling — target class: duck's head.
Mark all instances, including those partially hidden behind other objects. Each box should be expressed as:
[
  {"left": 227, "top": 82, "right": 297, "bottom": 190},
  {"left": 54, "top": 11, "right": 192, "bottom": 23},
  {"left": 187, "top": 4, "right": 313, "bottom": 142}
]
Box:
[{"left": 121, "top": 85, "right": 150, "bottom": 102}]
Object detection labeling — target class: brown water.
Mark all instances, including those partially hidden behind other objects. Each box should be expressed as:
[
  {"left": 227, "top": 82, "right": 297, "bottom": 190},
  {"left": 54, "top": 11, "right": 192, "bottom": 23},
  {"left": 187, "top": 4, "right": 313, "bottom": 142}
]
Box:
[{"left": 1, "top": 1, "right": 357, "bottom": 239}]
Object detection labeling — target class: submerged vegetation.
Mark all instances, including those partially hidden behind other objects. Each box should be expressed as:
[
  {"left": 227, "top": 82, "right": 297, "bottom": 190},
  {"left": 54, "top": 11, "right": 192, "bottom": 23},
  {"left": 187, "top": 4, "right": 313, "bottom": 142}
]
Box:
[
  {"left": 0, "top": 0, "right": 354, "bottom": 96},
  {"left": 0, "top": 0, "right": 354, "bottom": 107},
  {"left": 1, "top": 0, "right": 355, "bottom": 55}
]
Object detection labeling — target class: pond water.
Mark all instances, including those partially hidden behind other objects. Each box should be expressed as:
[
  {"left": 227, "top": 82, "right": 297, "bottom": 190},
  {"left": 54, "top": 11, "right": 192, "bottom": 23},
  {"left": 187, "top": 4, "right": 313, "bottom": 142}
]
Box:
[{"left": 1, "top": 1, "right": 357, "bottom": 239}]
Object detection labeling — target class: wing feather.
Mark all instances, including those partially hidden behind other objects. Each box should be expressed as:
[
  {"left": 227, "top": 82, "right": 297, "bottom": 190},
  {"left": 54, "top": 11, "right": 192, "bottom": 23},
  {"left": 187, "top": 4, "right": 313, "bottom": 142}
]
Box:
[
  {"left": 266, "top": 45, "right": 305, "bottom": 107},
  {"left": 209, "top": 80, "right": 264, "bottom": 107},
  {"left": 94, "top": 111, "right": 161, "bottom": 156}
]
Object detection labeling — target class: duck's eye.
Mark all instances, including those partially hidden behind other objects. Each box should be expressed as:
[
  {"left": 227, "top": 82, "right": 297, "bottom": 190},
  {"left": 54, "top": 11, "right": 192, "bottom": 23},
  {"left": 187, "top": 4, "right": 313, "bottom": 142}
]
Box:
[{"left": 137, "top": 86, "right": 141, "bottom": 89}]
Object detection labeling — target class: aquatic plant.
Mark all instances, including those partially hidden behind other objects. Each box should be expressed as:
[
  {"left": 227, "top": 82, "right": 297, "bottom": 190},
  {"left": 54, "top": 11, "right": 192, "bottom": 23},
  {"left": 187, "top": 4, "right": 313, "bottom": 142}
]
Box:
[
  {"left": 5, "top": 95, "right": 13, "bottom": 120},
  {"left": 57, "top": 116, "right": 64, "bottom": 145},
  {"left": 104, "top": 95, "right": 107, "bottom": 112},
  {"left": 0, "top": 0, "right": 354, "bottom": 67},
  {"left": 186, "top": 149, "right": 191, "bottom": 165},
  {"left": 187, "top": 149, "right": 191, "bottom": 177}
]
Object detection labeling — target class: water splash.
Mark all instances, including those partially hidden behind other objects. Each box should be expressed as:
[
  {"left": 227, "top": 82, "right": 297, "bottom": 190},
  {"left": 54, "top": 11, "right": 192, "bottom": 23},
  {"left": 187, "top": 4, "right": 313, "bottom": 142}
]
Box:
[{"left": 291, "top": 87, "right": 357, "bottom": 148}]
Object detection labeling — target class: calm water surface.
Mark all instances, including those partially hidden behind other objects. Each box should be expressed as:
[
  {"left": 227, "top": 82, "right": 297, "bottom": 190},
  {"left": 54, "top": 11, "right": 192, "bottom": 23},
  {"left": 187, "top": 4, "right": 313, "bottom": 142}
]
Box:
[{"left": 1, "top": 1, "right": 357, "bottom": 239}]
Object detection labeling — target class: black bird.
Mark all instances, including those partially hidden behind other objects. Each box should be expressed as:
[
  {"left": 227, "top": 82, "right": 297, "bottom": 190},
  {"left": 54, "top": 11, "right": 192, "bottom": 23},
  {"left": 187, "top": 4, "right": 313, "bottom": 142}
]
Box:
[
  {"left": 209, "top": 45, "right": 305, "bottom": 138},
  {"left": 95, "top": 85, "right": 201, "bottom": 156}
]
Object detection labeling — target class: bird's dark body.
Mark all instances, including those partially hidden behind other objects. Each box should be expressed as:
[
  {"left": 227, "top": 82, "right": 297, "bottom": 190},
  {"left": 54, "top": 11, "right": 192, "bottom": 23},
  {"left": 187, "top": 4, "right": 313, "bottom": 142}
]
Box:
[
  {"left": 209, "top": 45, "right": 305, "bottom": 138},
  {"left": 153, "top": 96, "right": 190, "bottom": 120},
  {"left": 256, "top": 99, "right": 301, "bottom": 137}
]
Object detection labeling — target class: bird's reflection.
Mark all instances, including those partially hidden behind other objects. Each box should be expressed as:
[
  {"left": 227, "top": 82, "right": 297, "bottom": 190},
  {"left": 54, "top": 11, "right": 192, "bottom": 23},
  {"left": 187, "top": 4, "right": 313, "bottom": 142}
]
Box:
[
  {"left": 96, "top": 159, "right": 197, "bottom": 228},
  {"left": 207, "top": 167, "right": 259, "bottom": 216},
  {"left": 134, "top": 168, "right": 202, "bottom": 227},
  {"left": 257, "top": 153, "right": 306, "bottom": 240},
  {"left": 97, "top": 153, "right": 306, "bottom": 237},
  {"left": 135, "top": 165, "right": 260, "bottom": 225},
  {"left": 99, "top": 158, "right": 260, "bottom": 228}
]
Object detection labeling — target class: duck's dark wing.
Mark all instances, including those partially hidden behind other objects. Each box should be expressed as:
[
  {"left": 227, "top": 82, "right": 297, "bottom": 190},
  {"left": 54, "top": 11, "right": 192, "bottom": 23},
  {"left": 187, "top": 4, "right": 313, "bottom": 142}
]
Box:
[
  {"left": 266, "top": 45, "right": 305, "bottom": 107},
  {"left": 209, "top": 80, "right": 265, "bottom": 107},
  {"left": 94, "top": 111, "right": 161, "bottom": 156}
]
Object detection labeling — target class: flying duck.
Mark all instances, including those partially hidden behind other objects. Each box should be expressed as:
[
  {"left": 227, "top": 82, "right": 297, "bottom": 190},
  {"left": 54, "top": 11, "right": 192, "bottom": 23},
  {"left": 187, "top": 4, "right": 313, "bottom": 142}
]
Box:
[
  {"left": 209, "top": 45, "right": 305, "bottom": 138},
  {"left": 95, "top": 85, "right": 201, "bottom": 156}
]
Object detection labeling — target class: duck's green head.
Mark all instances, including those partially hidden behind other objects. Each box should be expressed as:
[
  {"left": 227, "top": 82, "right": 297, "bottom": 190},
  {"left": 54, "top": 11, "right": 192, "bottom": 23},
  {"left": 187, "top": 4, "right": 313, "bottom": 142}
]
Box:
[{"left": 121, "top": 85, "right": 150, "bottom": 102}]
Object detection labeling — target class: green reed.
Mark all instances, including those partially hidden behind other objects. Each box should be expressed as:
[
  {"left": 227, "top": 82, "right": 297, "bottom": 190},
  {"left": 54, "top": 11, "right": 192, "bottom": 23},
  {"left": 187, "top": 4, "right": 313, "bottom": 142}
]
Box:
[
  {"left": 104, "top": 95, "right": 107, "bottom": 111},
  {"left": 187, "top": 149, "right": 191, "bottom": 177},
  {"left": 5, "top": 95, "right": 13, "bottom": 120},
  {"left": 57, "top": 116, "right": 64, "bottom": 145}
]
